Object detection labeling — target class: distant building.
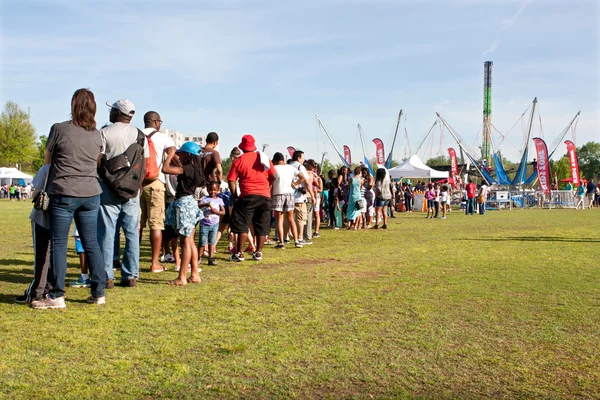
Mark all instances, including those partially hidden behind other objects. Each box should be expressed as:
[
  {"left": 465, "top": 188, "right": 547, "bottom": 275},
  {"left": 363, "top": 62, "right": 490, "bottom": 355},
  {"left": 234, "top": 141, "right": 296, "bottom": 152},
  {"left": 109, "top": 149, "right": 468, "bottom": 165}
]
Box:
[{"left": 163, "top": 129, "right": 205, "bottom": 149}]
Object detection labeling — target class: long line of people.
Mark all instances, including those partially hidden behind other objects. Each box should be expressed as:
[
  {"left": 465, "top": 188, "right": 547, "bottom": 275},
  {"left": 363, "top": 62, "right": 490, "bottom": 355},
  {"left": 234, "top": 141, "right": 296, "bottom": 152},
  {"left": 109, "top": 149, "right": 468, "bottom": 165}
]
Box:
[{"left": 15, "top": 89, "right": 439, "bottom": 309}]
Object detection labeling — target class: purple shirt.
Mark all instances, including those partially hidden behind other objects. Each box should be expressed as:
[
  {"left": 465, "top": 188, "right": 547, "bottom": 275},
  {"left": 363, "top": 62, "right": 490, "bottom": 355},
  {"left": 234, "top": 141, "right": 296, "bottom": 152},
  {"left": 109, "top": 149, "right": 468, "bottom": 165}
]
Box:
[{"left": 199, "top": 196, "right": 224, "bottom": 226}]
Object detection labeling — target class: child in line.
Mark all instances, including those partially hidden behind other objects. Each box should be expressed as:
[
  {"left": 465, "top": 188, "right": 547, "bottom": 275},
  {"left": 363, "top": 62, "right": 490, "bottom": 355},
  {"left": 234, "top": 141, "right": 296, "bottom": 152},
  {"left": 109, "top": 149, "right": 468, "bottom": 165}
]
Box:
[
  {"left": 70, "top": 224, "right": 90, "bottom": 288},
  {"left": 163, "top": 142, "right": 206, "bottom": 285},
  {"left": 198, "top": 181, "right": 225, "bottom": 266}
]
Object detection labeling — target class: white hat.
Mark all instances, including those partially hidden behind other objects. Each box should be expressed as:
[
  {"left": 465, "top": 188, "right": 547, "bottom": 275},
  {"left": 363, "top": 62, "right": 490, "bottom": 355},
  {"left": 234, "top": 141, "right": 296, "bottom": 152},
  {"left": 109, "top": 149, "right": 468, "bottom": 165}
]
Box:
[{"left": 106, "top": 99, "right": 135, "bottom": 117}]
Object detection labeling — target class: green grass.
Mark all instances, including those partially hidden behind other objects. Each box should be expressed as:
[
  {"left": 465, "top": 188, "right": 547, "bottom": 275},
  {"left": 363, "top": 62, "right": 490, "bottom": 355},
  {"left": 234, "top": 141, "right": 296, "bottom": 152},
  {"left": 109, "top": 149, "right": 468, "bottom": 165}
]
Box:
[{"left": 0, "top": 200, "right": 599, "bottom": 399}]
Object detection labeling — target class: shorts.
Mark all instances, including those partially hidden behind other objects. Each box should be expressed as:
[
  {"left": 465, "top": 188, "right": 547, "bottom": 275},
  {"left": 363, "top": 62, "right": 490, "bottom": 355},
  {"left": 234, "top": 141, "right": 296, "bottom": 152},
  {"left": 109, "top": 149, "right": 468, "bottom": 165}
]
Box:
[
  {"left": 294, "top": 202, "right": 308, "bottom": 224},
  {"left": 375, "top": 198, "right": 391, "bottom": 207},
  {"left": 165, "top": 195, "right": 200, "bottom": 237},
  {"left": 440, "top": 194, "right": 448, "bottom": 203},
  {"left": 360, "top": 197, "right": 367, "bottom": 213},
  {"left": 272, "top": 193, "right": 295, "bottom": 212},
  {"left": 199, "top": 223, "right": 218, "bottom": 246},
  {"left": 75, "top": 237, "right": 84, "bottom": 254},
  {"left": 587, "top": 193, "right": 594, "bottom": 202},
  {"left": 313, "top": 193, "right": 321, "bottom": 212},
  {"left": 427, "top": 199, "right": 435, "bottom": 208},
  {"left": 230, "top": 195, "right": 272, "bottom": 236},
  {"left": 140, "top": 180, "right": 166, "bottom": 230}
]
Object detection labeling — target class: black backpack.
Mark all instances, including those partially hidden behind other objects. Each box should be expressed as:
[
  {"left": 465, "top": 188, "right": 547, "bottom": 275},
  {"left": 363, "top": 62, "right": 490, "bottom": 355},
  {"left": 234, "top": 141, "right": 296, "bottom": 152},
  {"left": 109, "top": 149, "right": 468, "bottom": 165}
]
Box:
[{"left": 99, "top": 129, "right": 146, "bottom": 200}]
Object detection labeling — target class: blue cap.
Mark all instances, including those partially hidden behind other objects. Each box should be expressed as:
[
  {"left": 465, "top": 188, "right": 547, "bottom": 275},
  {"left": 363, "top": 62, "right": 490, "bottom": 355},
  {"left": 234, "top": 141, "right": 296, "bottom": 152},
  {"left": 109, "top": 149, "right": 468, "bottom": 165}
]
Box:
[{"left": 177, "top": 142, "right": 201, "bottom": 156}]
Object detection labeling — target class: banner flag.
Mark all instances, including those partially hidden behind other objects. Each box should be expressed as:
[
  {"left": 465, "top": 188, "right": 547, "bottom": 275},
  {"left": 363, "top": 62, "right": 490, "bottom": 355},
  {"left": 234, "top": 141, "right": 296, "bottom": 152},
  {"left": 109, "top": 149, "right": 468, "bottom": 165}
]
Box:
[
  {"left": 343, "top": 145, "right": 352, "bottom": 166},
  {"left": 533, "top": 137, "right": 551, "bottom": 195},
  {"left": 286, "top": 146, "right": 296, "bottom": 159},
  {"left": 372, "top": 138, "right": 385, "bottom": 166},
  {"left": 564, "top": 140, "right": 580, "bottom": 185},
  {"left": 448, "top": 147, "right": 458, "bottom": 184}
]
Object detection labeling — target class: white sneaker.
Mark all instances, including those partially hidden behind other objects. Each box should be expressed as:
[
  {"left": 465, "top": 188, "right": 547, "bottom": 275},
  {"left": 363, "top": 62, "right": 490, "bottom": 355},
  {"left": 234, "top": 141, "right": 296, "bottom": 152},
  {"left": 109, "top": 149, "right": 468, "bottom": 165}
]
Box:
[
  {"left": 86, "top": 295, "right": 106, "bottom": 305},
  {"left": 31, "top": 296, "right": 66, "bottom": 309}
]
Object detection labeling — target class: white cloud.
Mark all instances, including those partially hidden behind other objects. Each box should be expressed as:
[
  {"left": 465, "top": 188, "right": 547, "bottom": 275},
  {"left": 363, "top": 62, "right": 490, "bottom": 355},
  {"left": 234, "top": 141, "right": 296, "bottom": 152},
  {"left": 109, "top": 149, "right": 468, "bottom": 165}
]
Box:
[{"left": 483, "top": 40, "right": 501, "bottom": 54}]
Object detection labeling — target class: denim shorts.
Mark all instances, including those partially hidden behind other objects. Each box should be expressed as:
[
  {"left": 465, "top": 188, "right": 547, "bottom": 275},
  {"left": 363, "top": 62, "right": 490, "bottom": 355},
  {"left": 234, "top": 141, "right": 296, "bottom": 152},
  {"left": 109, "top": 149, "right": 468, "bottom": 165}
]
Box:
[
  {"left": 375, "top": 198, "right": 391, "bottom": 207},
  {"left": 199, "top": 223, "right": 218, "bottom": 246}
]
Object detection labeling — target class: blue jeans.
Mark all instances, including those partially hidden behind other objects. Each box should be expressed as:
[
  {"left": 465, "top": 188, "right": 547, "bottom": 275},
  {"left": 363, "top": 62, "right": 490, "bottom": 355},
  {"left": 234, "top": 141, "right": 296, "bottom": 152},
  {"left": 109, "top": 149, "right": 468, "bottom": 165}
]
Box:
[
  {"left": 49, "top": 195, "right": 105, "bottom": 299},
  {"left": 199, "top": 224, "right": 218, "bottom": 246},
  {"left": 466, "top": 198, "right": 475, "bottom": 215},
  {"left": 97, "top": 183, "right": 140, "bottom": 281},
  {"left": 479, "top": 200, "right": 486, "bottom": 214}
]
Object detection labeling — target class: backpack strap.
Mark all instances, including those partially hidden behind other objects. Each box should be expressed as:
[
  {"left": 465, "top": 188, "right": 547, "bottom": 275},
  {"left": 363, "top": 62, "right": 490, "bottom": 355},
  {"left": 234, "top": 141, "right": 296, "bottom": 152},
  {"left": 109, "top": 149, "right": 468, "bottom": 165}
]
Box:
[
  {"left": 136, "top": 129, "right": 146, "bottom": 147},
  {"left": 147, "top": 130, "right": 158, "bottom": 138}
]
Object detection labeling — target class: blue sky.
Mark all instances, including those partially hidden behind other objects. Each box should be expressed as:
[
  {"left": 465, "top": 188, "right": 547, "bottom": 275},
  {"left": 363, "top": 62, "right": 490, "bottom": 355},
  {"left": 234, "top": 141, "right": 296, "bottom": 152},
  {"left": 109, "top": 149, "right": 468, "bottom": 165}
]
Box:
[{"left": 1, "top": 0, "right": 598, "bottom": 165}]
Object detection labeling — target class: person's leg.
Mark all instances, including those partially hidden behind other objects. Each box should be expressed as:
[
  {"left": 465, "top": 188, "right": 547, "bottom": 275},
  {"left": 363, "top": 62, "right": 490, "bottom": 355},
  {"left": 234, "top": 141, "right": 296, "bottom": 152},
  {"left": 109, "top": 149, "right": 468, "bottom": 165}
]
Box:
[
  {"left": 120, "top": 195, "right": 141, "bottom": 281},
  {"left": 275, "top": 211, "right": 285, "bottom": 245},
  {"left": 188, "top": 227, "right": 200, "bottom": 282},
  {"left": 97, "top": 184, "right": 120, "bottom": 282},
  {"left": 113, "top": 217, "right": 121, "bottom": 268},
  {"left": 148, "top": 182, "right": 166, "bottom": 271},
  {"left": 374, "top": 205, "right": 381, "bottom": 228},
  {"left": 30, "top": 222, "right": 51, "bottom": 301},
  {"left": 198, "top": 224, "right": 208, "bottom": 263},
  {"left": 304, "top": 201, "right": 314, "bottom": 240},
  {"left": 171, "top": 235, "right": 190, "bottom": 285},
  {"left": 294, "top": 203, "right": 305, "bottom": 241},
  {"left": 47, "top": 196, "right": 76, "bottom": 300},
  {"left": 208, "top": 224, "right": 217, "bottom": 259},
  {"left": 434, "top": 201, "right": 439, "bottom": 218},
  {"left": 382, "top": 205, "right": 388, "bottom": 227},
  {"left": 75, "top": 195, "right": 106, "bottom": 298},
  {"left": 171, "top": 236, "right": 180, "bottom": 267}
]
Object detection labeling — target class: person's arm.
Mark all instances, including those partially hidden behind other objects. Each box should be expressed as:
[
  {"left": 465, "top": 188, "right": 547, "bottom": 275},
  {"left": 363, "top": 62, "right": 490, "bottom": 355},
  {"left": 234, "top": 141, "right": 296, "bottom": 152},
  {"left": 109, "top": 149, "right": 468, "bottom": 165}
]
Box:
[
  {"left": 305, "top": 172, "right": 315, "bottom": 202},
  {"left": 293, "top": 173, "right": 306, "bottom": 189},
  {"left": 162, "top": 151, "right": 183, "bottom": 175}
]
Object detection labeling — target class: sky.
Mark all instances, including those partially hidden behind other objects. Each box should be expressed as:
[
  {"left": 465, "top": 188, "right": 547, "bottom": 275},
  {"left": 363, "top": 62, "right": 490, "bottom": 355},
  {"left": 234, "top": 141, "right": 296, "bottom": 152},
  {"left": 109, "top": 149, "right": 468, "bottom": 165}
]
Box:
[{"left": 1, "top": 0, "right": 598, "bottom": 166}]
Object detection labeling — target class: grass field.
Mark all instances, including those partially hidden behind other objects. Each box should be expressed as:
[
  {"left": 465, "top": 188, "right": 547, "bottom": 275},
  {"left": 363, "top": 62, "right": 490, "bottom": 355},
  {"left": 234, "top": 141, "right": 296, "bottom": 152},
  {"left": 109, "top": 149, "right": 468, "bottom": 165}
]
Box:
[{"left": 0, "top": 200, "right": 599, "bottom": 399}]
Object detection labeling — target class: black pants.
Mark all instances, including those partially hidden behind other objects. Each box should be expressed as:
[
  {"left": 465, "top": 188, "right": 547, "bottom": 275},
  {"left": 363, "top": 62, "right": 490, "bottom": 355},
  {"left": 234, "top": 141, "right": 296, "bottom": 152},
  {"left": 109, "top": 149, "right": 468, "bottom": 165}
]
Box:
[
  {"left": 434, "top": 201, "right": 439, "bottom": 217},
  {"left": 404, "top": 195, "right": 412, "bottom": 212},
  {"left": 23, "top": 222, "right": 52, "bottom": 301}
]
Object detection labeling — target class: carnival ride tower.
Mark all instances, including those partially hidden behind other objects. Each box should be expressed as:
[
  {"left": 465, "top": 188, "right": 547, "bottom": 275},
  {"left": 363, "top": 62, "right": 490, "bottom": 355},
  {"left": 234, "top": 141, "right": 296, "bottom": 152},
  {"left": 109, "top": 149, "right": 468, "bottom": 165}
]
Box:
[{"left": 482, "top": 61, "right": 493, "bottom": 165}]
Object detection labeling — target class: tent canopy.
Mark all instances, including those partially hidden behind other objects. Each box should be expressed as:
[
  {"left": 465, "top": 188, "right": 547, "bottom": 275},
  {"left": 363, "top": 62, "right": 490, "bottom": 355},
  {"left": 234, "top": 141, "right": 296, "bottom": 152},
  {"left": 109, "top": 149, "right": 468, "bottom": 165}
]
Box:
[
  {"left": 387, "top": 155, "right": 448, "bottom": 179},
  {"left": 0, "top": 167, "right": 33, "bottom": 185}
]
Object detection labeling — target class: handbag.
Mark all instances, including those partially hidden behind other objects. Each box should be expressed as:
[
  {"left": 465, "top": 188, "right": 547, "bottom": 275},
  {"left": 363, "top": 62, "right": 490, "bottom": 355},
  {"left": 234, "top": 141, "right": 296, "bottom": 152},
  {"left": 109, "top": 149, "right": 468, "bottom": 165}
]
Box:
[
  {"left": 356, "top": 199, "right": 365, "bottom": 209},
  {"left": 33, "top": 166, "right": 50, "bottom": 211}
]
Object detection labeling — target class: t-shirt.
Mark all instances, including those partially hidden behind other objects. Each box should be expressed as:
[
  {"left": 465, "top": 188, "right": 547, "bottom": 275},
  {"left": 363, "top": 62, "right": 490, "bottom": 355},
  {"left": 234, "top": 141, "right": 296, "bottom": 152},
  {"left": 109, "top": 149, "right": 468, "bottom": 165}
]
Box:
[
  {"left": 198, "top": 196, "right": 224, "bottom": 226},
  {"left": 289, "top": 161, "right": 309, "bottom": 203},
  {"left": 425, "top": 189, "right": 435, "bottom": 200},
  {"left": 142, "top": 128, "right": 175, "bottom": 184},
  {"left": 466, "top": 183, "right": 477, "bottom": 199},
  {"left": 100, "top": 122, "right": 149, "bottom": 160},
  {"left": 272, "top": 164, "right": 299, "bottom": 196},
  {"left": 227, "top": 152, "right": 275, "bottom": 198},
  {"left": 576, "top": 185, "right": 585, "bottom": 196},
  {"left": 29, "top": 165, "right": 51, "bottom": 229},
  {"left": 375, "top": 173, "right": 392, "bottom": 200},
  {"left": 586, "top": 182, "right": 596, "bottom": 194},
  {"left": 479, "top": 184, "right": 490, "bottom": 197},
  {"left": 176, "top": 164, "right": 197, "bottom": 199},
  {"left": 201, "top": 147, "right": 221, "bottom": 182},
  {"left": 46, "top": 121, "right": 103, "bottom": 197}
]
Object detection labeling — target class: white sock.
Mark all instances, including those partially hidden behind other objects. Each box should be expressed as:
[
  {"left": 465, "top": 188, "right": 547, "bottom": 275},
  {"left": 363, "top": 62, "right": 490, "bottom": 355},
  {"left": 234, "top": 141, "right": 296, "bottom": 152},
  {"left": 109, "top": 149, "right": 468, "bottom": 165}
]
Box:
[{"left": 81, "top": 274, "right": 89, "bottom": 281}]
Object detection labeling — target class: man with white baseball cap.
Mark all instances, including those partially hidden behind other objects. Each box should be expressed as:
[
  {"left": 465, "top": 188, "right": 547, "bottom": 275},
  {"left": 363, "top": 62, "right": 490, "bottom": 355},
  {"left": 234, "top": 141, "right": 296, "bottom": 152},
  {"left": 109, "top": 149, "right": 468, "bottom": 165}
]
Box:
[{"left": 98, "top": 99, "right": 149, "bottom": 289}]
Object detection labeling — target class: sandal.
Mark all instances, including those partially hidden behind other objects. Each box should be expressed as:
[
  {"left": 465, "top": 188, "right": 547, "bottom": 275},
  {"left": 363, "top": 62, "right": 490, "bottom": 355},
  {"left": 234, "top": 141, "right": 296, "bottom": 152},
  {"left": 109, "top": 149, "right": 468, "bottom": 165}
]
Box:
[{"left": 151, "top": 266, "right": 167, "bottom": 273}]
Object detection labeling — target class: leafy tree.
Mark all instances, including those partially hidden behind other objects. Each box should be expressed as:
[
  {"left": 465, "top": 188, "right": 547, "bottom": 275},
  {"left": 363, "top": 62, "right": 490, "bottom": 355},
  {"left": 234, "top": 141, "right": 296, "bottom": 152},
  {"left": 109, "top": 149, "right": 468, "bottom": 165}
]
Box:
[
  {"left": 0, "top": 102, "right": 37, "bottom": 169},
  {"left": 31, "top": 135, "right": 48, "bottom": 172},
  {"left": 577, "top": 141, "right": 600, "bottom": 180},
  {"left": 425, "top": 155, "right": 450, "bottom": 167},
  {"left": 221, "top": 156, "right": 233, "bottom": 179},
  {"left": 552, "top": 156, "right": 571, "bottom": 189}
]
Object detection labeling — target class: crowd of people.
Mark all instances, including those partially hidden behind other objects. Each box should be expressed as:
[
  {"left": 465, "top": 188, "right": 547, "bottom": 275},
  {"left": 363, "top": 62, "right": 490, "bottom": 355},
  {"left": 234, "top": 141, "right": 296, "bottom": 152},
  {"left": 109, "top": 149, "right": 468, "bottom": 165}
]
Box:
[
  {"left": 1, "top": 183, "right": 32, "bottom": 200},
  {"left": 15, "top": 89, "right": 406, "bottom": 310},
  {"left": 13, "top": 88, "right": 598, "bottom": 310}
]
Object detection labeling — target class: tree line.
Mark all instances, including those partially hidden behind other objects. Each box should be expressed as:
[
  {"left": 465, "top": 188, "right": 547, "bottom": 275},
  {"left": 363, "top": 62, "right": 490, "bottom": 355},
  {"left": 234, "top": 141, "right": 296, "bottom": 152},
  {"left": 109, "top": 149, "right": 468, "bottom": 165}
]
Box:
[{"left": 2, "top": 101, "right": 598, "bottom": 183}]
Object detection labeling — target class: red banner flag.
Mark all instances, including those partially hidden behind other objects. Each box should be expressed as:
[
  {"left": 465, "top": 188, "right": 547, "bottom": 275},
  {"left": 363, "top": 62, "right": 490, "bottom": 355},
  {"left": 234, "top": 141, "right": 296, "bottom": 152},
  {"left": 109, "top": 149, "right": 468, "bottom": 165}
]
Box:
[
  {"left": 343, "top": 145, "right": 351, "bottom": 166},
  {"left": 286, "top": 146, "right": 295, "bottom": 158},
  {"left": 448, "top": 148, "right": 458, "bottom": 184},
  {"left": 372, "top": 138, "right": 385, "bottom": 166},
  {"left": 533, "top": 137, "right": 551, "bottom": 195},
  {"left": 564, "top": 140, "right": 580, "bottom": 185}
]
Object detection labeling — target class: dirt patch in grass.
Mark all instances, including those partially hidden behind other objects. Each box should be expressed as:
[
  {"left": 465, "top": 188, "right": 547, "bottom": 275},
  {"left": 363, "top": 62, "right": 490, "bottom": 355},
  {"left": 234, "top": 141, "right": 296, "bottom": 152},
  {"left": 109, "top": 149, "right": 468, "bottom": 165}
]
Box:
[{"left": 334, "top": 271, "right": 389, "bottom": 279}]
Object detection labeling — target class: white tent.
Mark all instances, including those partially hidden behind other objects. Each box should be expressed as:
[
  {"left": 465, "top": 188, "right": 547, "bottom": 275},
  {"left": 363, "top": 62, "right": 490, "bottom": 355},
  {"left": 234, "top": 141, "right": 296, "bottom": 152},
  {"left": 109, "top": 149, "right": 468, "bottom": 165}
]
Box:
[
  {"left": 0, "top": 167, "right": 33, "bottom": 185},
  {"left": 387, "top": 155, "right": 448, "bottom": 179}
]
